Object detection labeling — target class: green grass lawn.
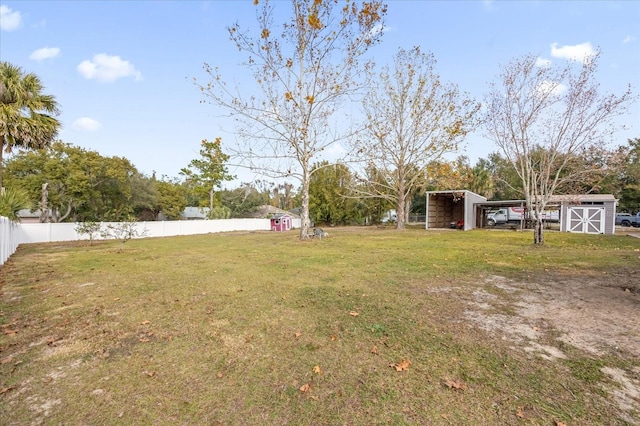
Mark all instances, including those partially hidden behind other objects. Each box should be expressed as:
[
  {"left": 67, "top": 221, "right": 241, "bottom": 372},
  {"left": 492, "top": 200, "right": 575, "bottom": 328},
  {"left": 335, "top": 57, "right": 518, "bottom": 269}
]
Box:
[{"left": 1, "top": 227, "right": 639, "bottom": 425}]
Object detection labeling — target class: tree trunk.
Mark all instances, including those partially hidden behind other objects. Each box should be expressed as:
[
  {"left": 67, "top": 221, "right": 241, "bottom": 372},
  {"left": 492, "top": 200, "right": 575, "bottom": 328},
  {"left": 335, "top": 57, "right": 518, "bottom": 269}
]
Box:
[
  {"left": 58, "top": 203, "right": 73, "bottom": 223},
  {"left": 299, "top": 168, "right": 311, "bottom": 240},
  {"left": 534, "top": 218, "right": 544, "bottom": 245},
  {"left": 41, "top": 183, "right": 49, "bottom": 223},
  {"left": 405, "top": 197, "right": 412, "bottom": 225},
  {"left": 396, "top": 189, "right": 406, "bottom": 230}
]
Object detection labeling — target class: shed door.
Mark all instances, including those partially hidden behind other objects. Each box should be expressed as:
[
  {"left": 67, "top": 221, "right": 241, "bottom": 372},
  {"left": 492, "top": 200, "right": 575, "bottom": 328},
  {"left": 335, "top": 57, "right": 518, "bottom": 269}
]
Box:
[{"left": 566, "top": 207, "right": 605, "bottom": 234}]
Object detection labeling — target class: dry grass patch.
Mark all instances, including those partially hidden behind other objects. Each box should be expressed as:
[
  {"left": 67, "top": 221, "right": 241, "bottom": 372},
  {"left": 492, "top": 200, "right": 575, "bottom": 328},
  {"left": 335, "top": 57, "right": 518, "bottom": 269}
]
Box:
[{"left": 1, "top": 228, "right": 639, "bottom": 425}]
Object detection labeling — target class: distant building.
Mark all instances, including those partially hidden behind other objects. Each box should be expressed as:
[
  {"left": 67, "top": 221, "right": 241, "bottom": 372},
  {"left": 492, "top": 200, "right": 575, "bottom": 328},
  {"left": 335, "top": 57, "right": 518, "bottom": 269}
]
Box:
[
  {"left": 181, "top": 207, "right": 209, "bottom": 220},
  {"left": 250, "top": 205, "right": 300, "bottom": 219},
  {"left": 16, "top": 209, "right": 49, "bottom": 223}
]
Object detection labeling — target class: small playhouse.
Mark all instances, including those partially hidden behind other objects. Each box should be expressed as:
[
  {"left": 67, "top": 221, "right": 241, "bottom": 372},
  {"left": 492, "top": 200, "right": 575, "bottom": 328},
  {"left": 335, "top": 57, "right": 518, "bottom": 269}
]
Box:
[{"left": 270, "top": 214, "right": 293, "bottom": 232}]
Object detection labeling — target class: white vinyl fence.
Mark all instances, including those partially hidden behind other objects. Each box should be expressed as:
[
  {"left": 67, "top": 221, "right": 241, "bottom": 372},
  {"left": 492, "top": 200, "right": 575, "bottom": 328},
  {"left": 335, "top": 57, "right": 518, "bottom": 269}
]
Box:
[
  {"left": 1, "top": 216, "right": 20, "bottom": 265},
  {"left": 0, "top": 217, "right": 302, "bottom": 266}
]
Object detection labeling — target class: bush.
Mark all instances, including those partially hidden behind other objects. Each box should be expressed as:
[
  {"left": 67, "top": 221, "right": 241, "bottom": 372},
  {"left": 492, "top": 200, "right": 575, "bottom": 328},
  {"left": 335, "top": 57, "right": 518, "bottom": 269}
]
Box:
[
  {"left": 0, "top": 187, "right": 31, "bottom": 221},
  {"left": 101, "top": 218, "right": 148, "bottom": 251},
  {"left": 74, "top": 222, "right": 102, "bottom": 245},
  {"left": 208, "top": 206, "right": 231, "bottom": 219}
]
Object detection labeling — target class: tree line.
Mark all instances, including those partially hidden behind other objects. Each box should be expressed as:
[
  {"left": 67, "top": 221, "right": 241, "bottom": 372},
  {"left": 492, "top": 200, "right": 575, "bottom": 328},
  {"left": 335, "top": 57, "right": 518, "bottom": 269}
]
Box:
[{"left": 2, "top": 137, "right": 638, "bottom": 226}]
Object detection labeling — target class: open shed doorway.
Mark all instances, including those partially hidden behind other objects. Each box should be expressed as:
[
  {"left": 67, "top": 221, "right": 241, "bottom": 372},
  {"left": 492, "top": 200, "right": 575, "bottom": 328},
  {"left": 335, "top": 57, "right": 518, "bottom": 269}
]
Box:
[{"left": 425, "top": 190, "right": 487, "bottom": 231}]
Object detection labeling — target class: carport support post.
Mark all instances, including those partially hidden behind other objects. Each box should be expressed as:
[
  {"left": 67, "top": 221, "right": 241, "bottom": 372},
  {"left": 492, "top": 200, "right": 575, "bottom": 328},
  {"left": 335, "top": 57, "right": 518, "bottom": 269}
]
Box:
[{"left": 425, "top": 194, "right": 429, "bottom": 230}]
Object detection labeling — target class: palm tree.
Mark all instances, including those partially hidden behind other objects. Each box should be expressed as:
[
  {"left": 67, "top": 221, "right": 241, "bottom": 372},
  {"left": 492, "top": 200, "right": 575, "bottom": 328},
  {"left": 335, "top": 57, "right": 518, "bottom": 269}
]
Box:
[
  {"left": 0, "top": 61, "right": 61, "bottom": 188},
  {"left": 0, "top": 187, "right": 31, "bottom": 221}
]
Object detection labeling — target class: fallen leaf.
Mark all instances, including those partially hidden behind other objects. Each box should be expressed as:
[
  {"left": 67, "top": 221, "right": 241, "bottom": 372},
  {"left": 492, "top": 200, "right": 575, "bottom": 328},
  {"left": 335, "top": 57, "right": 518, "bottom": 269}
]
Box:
[
  {"left": 245, "top": 334, "right": 253, "bottom": 343},
  {"left": 0, "top": 386, "right": 14, "bottom": 395},
  {"left": 146, "top": 371, "right": 155, "bottom": 377},
  {"left": 443, "top": 378, "right": 467, "bottom": 391},
  {"left": 299, "top": 383, "right": 310, "bottom": 393},
  {"left": 371, "top": 345, "right": 379, "bottom": 355},
  {"left": 217, "top": 372, "right": 223, "bottom": 378},
  {"left": 139, "top": 338, "right": 150, "bottom": 343},
  {"left": 389, "top": 359, "right": 411, "bottom": 371},
  {"left": 113, "top": 297, "right": 120, "bottom": 301},
  {"left": 330, "top": 335, "right": 337, "bottom": 341},
  {"left": 349, "top": 311, "right": 359, "bottom": 317},
  {"left": 556, "top": 422, "right": 567, "bottom": 426},
  {"left": 3, "top": 329, "right": 18, "bottom": 336},
  {"left": 141, "top": 320, "right": 151, "bottom": 325},
  {"left": 441, "top": 414, "right": 448, "bottom": 419},
  {"left": 516, "top": 406, "right": 525, "bottom": 418},
  {"left": 313, "top": 365, "right": 322, "bottom": 374},
  {"left": 294, "top": 332, "right": 302, "bottom": 338},
  {"left": 1, "top": 356, "right": 12, "bottom": 365}
]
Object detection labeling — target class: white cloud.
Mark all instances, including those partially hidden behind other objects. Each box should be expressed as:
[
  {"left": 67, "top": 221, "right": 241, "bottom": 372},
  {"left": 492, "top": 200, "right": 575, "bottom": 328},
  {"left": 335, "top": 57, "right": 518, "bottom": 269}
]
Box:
[
  {"left": 323, "top": 142, "right": 347, "bottom": 160},
  {"left": 30, "top": 47, "right": 61, "bottom": 61},
  {"left": 72, "top": 117, "right": 102, "bottom": 132},
  {"left": 623, "top": 35, "right": 635, "bottom": 44},
  {"left": 536, "top": 80, "right": 567, "bottom": 98},
  {"left": 483, "top": 0, "right": 495, "bottom": 10},
  {"left": 535, "top": 57, "right": 551, "bottom": 68},
  {"left": 0, "top": 5, "right": 22, "bottom": 31},
  {"left": 550, "top": 42, "right": 595, "bottom": 63},
  {"left": 368, "top": 23, "right": 392, "bottom": 38},
  {"left": 77, "top": 53, "right": 142, "bottom": 83}
]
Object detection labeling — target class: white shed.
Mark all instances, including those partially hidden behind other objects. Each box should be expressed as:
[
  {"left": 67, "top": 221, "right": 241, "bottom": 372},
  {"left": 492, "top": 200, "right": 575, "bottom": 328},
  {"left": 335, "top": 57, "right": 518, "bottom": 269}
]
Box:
[{"left": 551, "top": 194, "right": 618, "bottom": 235}]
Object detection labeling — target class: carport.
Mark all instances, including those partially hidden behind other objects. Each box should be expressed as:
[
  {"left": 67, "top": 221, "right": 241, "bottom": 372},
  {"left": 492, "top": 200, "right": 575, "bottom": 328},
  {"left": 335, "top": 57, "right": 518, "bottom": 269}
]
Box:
[
  {"left": 426, "top": 191, "right": 617, "bottom": 234},
  {"left": 476, "top": 200, "right": 528, "bottom": 229},
  {"left": 425, "top": 190, "right": 486, "bottom": 231}
]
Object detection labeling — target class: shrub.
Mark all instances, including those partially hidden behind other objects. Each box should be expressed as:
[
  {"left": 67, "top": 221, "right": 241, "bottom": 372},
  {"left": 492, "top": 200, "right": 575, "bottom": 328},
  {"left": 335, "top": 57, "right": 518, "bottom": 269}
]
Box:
[
  {"left": 101, "top": 218, "right": 148, "bottom": 251},
  {"left": 74, "top": 221, "right": 102, "bottom": 245},
  {"left": 0, "top": 187, "right": 31, "bottom": 221}
]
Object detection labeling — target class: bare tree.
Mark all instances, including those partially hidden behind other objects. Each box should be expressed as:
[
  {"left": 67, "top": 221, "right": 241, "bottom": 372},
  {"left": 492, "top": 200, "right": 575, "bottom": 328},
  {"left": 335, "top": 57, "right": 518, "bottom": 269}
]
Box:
[
  {"left": 350, "top": 47, "right": 480, "bottom": 229},
  {"left": 101, "top": 218, "right": 148, "bottom": 252},
  {"left": 484, "top": 52, "right": 634, "bottom": 244},
  {"left": 197, "top": 0, "right": 386, "bottom": 239}
]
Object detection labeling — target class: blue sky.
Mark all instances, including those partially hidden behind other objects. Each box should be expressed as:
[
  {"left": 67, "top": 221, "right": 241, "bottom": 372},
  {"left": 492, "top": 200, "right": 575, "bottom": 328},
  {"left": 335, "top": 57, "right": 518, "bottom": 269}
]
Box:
[{"left": 1, "top": 0, "right": 639, "bottom": 186}]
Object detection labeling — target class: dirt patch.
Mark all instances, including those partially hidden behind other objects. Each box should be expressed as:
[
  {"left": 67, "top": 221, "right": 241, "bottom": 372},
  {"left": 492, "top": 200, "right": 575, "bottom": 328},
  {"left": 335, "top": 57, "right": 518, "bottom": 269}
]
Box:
[
  {"left": 460, "top": 272, "right": 640, "bottom": 419},
  {"left": 477, "top": 273, "right": 640, "bottom": 358}
]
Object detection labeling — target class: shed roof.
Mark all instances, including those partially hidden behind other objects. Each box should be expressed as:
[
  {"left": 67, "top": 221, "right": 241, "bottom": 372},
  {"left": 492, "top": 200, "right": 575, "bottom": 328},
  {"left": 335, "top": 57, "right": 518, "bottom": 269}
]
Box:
[
  {"left": 476, "top": 195, "right": 616, "bottom": 207},
  {"left": 252, "top": 205, "right": 300, "bottom": 219},
  {"left": 547, "top": 194, "right": 617, "bottom": 203},
  {"left": 426, "top": 190, "right": 485, "bottom": 198},
  {"left": 271, "top": 213, "right": 291, "bottom": 219}
]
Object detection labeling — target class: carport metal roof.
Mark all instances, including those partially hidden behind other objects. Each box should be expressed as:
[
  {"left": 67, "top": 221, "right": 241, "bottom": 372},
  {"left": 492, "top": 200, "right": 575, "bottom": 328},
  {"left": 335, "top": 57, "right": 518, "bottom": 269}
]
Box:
[
  {"left": 476, "top": 194, "right": 617, "bottom": 209},
  {"left": 476, "top": 200, "right": 525, "bottom": 208}
]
